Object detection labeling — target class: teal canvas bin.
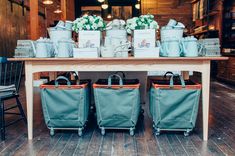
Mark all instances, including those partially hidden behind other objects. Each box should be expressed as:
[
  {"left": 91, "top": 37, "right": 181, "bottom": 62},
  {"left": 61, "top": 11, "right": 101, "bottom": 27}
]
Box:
[
  {"left": 40, "top": 76, "right": 90, "bottom": 136},
  {"left": 93, "top": 74, "right": 141, "bottom": 136},
  {"left": 149, "top": 75, "right": 201, "bottom": 136}
]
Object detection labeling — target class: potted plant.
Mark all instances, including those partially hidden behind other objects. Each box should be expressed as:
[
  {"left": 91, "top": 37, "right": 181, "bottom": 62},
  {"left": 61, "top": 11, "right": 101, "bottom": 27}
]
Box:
[
  {"left": 126, "top": 14, "right": 159, "bottom": 49},
  {"left": 72, "top": 15, "right": 106, "bottom": 48}
]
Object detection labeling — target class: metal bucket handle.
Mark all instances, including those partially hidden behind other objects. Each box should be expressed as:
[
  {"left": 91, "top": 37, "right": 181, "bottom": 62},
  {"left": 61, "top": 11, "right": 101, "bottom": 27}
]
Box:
[
  {"left": 114, "top": 71, "right": 126, "bottom": 79},
  {"left": 55, "top": 76, "right": 71, "bottom": 87},
  {"left": 170, "top": 74, "right": 185, "bottom": 88},
  {"left": 108, "top": 74, "right": 123, "bottom": 86}
]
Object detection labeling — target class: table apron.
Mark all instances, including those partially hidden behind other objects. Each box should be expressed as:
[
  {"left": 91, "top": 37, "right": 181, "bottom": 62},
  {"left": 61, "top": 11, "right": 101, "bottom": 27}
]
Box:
[{"left": 29, "top": 61, "right": 206, "bottom": 73}]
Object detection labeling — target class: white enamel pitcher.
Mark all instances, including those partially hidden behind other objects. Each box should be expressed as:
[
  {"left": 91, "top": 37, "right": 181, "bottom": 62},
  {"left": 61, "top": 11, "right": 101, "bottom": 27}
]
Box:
[
  {"left": 159, "top": 39, "right": 182, "bottom": 57},
  {"left": 113, "top": 42, "right": 131, "bottom": 58},
  {"left": 181, "top": 36, "right": 203, "bottom": 57},
  {"left": 31, "top": 38, "right": 53, "bottom": 58}
]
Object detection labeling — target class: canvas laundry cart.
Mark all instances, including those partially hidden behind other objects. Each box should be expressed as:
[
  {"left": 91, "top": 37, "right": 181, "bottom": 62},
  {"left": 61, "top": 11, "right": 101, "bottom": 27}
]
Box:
[
  {"left": 93, "top": 74, "right": 141, "bottom": 136},
  {"left": 40, "top": 76, "right": 90, "bottom": 136},
  {"left": 149, "top": 74, "right": 201, "bottom": 136}
]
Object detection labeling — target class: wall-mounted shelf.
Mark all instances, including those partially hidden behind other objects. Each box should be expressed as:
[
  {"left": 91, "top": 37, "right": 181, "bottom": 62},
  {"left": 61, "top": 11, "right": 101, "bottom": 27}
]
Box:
[
  {"left": 191, "top": 30, "right": 218, "bottom": 36},
  {"left": 222, "top": 0, "right": 235, "bottom": 49},
  {"left": 191, "top": 0, "right": 222, "bottom": 39},
  {"left": 203, "top": 10, "right": 219, "bottom": 18},
  {"left": 191, "top": 0, "right": 200, "bottom": 4}
]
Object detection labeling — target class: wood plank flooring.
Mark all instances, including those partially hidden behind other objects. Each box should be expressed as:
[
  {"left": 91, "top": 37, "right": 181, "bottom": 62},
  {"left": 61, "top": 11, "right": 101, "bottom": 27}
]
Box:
[{"left": 0, "top": 80, "right": 235, "bottom": 156}]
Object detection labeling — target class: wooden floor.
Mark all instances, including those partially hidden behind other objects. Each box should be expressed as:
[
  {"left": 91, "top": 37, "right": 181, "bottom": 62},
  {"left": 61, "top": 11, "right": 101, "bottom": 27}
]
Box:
[{"left": 0, "top": 79, "right": 235, "bottom": 156}]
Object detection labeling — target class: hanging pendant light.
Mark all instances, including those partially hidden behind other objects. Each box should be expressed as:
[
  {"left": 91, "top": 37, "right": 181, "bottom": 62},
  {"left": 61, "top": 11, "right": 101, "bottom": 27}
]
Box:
[
  {"left": 101, "top": 4, "right": 108, "bottom": 9},
  {"left": 101, "top": 0, "right": 108, "bottom": 10},
  {"left": 43, "top": 0, "right": 53, "bottom": 5},
  {"left": 54, "top": 5, "right": 62, "bottom": 14},
  {"left": 135, "top": 3, "right": 140, "bottom": 9},
  {"left": 135, "top": 0, "right": 140, "bottom": 9},
  {"left": 107, "top": 14, "right": 112, "bottom": 19},
  {"left": 98, "top": 0, "right": 105, "bottom": 2}
]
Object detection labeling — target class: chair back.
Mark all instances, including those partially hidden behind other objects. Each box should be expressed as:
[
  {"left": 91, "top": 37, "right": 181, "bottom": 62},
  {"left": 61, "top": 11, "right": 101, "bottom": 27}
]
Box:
[{"left": 0, "top": 61, "right": 24, "bottom": 93}]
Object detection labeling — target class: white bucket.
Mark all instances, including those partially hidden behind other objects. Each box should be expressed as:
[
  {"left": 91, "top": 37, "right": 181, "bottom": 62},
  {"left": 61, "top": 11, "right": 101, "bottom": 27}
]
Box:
[
  {"left": 48, "top": 28, "right": 72, "bottom": 44},
  {"left": 106, "top": 29, "right": 127, "bottom": 38},
  {"left": 160, "top": 29, "right": 183, "bottom": 41}
]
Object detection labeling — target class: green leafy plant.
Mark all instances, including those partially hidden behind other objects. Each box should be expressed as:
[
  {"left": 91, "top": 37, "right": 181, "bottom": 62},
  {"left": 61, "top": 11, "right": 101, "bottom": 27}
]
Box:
[
  {"left": 72, "top": 15, "right": 106, "bottom": 32},
  {"left": 126, "top": 14, "right": 159, "bottom": 34}
]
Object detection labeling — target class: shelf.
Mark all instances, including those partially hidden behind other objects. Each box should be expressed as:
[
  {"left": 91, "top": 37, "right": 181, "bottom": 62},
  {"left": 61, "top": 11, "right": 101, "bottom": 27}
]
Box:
[
  {"left": 191, "top": 30, "right": 218, "bottom": 36},
  {"left": 221, "top": 53, "right": 235, "bottom": 57},
  {"left": 194, "top": 11, "right": 220, "bottom": 22},
  {"left": 191, "top": 0, "right": 199, "bottom": 4},
  {"left": 203, "top": 10, "right": 219, "bottom": 18}
]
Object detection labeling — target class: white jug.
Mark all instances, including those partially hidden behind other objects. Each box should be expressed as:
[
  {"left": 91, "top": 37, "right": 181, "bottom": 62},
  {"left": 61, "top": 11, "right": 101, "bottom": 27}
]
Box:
[
  {"left": 181, "top": 36, "right": 202, "bottom": 57},
  {"left": 101, "top": 46, "right": 114, "bottom": 57},
  {"left": 113, "top": 42, "right": 130, "bottom": 58},
  {"left": 160, "top": 39, "right": 182, "bottom": 57},
  {"left": 31, "top": 38, "right": 52, "bottom": 58}
]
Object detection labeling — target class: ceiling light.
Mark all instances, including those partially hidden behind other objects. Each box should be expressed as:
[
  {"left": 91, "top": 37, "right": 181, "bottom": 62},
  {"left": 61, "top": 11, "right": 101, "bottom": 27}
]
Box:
[
  {"left": 107, "top": 14, "right": 112, "bottom": 19},
  {"left": 135, "top": 3, "right": 140, "bottom": 9},
  {"left": 43, "top": 0, "right": 53, "bottom": 5},
  {"left": 98, "top": 0, "right": 105, "bottom": 2},
  {"left": 101, "top": 3, "right": 108, "bottom": 9},
  {"left": 54, "top": 6, "right": 62, "bottom": 14}
]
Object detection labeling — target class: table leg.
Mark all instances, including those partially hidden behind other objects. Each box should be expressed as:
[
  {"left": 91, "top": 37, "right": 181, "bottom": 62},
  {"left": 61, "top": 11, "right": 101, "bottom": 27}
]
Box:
[
  {"left": 25, "top": 62, "right": 34, "bottom": 140},
  {"left": 49, "top": 72, "right": 57, "bottom": 81},
  {"left": 181, "top": 71, "right": 189, "bottom": 80},
  {"left": 202, "top": 61, "right": 211, "bottom": 141}
]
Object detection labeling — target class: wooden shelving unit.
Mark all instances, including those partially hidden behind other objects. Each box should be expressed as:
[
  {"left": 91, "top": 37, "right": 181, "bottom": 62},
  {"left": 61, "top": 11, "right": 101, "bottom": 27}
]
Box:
[
  {"left": 191, "top": 0, "right": 200, "bottom": 4},
  {"left": 203, "top": 10, "right": 219, "bottom": 18},
  {"left": 190, "top": 0, "right": 222, "bottom": 38},
  {"left": 191, "top": 30, "right": 218, "bottom": 36},
  {"left": 222, "top": 0, "right": 235, "bottom": 48},
  {"left": 217, "top": 0, "right": 235, "bottom": 84}
]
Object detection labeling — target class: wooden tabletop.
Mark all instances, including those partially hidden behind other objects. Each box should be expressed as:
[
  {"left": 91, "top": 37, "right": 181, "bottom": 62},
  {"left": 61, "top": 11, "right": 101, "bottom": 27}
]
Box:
[{"left": 8, "top": 57, "right": 229, "bottom": 61}]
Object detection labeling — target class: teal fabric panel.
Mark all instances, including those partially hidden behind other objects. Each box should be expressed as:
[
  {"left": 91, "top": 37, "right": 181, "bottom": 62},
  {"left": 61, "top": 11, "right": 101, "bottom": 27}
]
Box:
[
  {"left": 150, "top": 87, "right": 201, "bottom": 129},
  {"left": 0, "top": 57, "right": 7, "bottom": 63},
  {"left": 94, "top": 88, "right": 140, "bottom": 128},
  {"left": 41, "top": 87, "right": 89, "bottom": 128}
]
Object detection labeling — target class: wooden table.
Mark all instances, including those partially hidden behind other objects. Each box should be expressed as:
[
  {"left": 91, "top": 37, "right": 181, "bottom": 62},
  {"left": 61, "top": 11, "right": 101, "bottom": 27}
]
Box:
[{"left": 9, "top": 57, "right": 228, "bottom": 141}]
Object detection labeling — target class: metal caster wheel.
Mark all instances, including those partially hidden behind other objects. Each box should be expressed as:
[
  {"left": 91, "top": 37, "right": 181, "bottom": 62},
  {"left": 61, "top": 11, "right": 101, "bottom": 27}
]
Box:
[
  {"left": 184, "top": 132, "right": 189, "bottom": 137},
  {"left": 140, "top": 109, "right": 144, "bottom": 114},
  {"left": 78, "top": 128, "right": 83, "bottom": 137},
  {"left": 155, "top": 128, "right": 160, "bottom": 136},
  {"left": 184, "top": 130, "right": 190, "bottom": 137},
  {"left": 50, "top": 128, "right": 55, "bottom": 136},
  {"left": 101, "top": 128, "right": 105, "bottom": 136},
  {"left": 130, "top": 128, "right": 135, "bottom": 136}
]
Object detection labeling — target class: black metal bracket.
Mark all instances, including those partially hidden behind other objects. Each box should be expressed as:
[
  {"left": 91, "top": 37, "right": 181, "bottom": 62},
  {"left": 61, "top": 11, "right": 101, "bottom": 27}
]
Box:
[
  {"left": 21, "top": 0, "right": 25, "bottom": 16},
  {"left": 8, "top": 0, "right": 24, "bottom": 15}
]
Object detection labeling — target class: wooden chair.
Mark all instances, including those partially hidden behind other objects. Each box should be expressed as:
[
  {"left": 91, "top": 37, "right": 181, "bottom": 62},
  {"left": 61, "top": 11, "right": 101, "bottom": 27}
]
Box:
[{"left": 0, "top": 60, "right": 27, "bottom": 140}]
